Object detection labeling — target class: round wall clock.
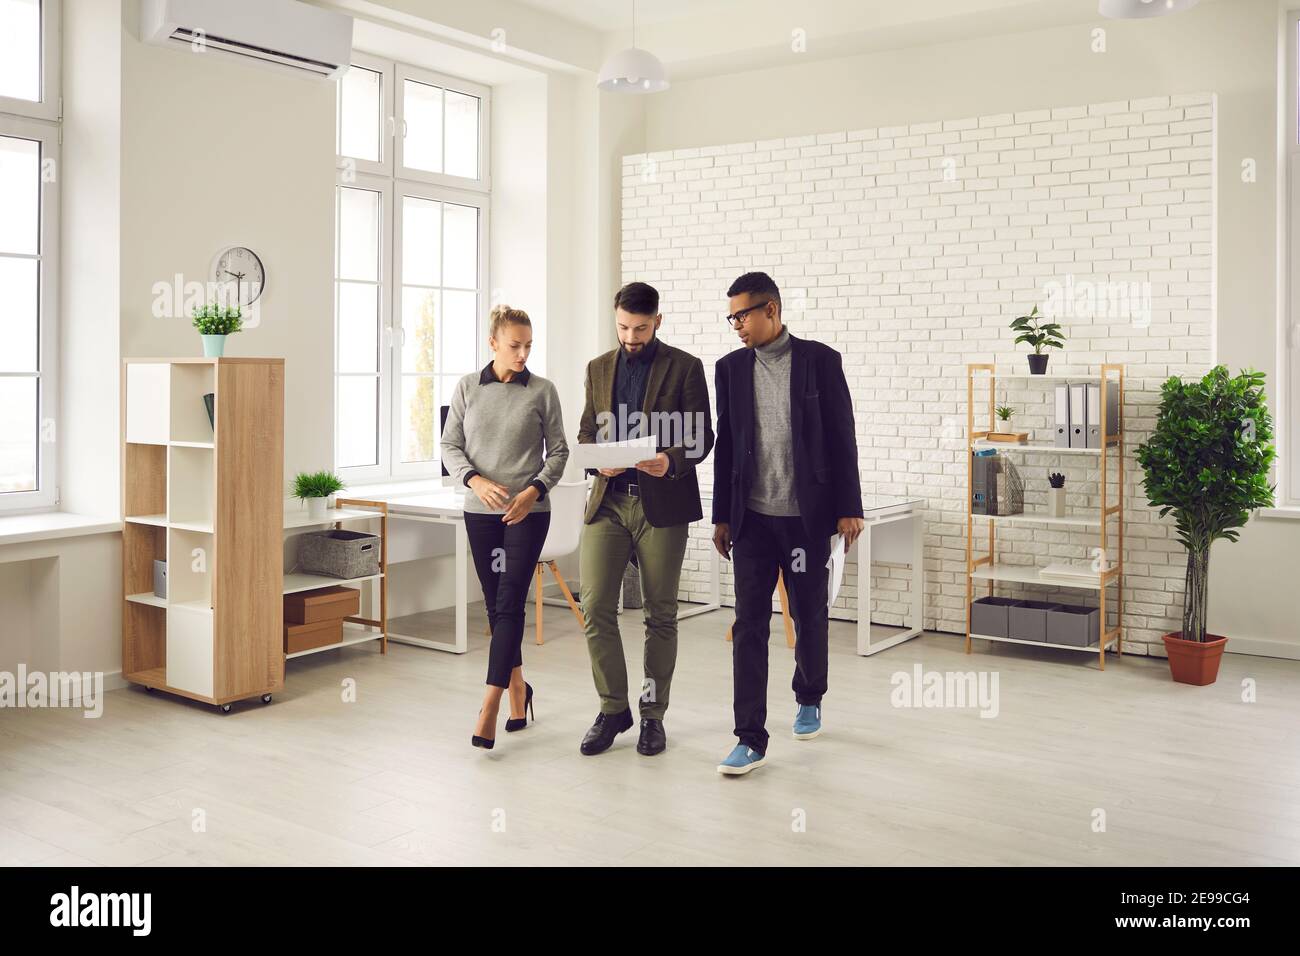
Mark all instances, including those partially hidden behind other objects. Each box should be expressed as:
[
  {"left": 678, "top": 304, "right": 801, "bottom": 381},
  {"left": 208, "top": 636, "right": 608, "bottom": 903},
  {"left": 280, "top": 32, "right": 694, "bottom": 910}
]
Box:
[{"left": 211, "top": 246, "right": 266, "bottom": 307}]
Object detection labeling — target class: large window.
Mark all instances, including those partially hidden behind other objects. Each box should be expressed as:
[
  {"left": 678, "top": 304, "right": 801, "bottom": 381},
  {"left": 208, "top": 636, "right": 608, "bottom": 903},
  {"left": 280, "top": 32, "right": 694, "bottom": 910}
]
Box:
[
  {"left": 334, "top": 53, "right": 489, "bottom": 481},
  {"left": 0, "top": 0, "right": 59, "bottom": 514}
]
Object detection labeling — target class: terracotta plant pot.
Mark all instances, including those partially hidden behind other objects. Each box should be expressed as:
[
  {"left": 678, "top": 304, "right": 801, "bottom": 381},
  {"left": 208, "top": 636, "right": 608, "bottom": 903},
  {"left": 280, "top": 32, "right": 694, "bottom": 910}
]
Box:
[{"left": 1162, "top": 632, "right": 1227, "bottom": 686}]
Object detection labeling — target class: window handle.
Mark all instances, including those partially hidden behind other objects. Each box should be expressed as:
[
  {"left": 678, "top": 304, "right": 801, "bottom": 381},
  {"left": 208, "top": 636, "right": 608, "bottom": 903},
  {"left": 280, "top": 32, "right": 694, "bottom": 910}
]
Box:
[
  {"left": 402, "top": 119, "right": 408, "bottom": 139},
  {"left": 386, "top": 116, "right": 397, "bottom": 137}
]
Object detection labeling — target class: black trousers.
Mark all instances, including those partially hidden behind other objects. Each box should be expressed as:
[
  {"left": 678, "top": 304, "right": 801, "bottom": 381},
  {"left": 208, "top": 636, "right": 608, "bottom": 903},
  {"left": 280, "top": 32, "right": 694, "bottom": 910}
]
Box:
[
  {"left": 730, "top": 508, "right": 831, "bottom": 755},
  {"left": 463, "top": 510, "right": 551, "bottom": 688}
]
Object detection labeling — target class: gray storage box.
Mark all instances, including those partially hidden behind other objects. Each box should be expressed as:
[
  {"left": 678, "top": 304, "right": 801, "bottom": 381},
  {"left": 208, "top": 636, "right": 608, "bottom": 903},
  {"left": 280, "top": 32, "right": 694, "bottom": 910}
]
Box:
[
  {"left": 1046, "top": 604, "right": 1100, "bottom": 647},
  {"left": 153, "top": 560, "right": 167, "bottom": 599},
  {"left": 1008, "top": 600, "right": 1061, "bottom": 642},
  {"left": 298, "top": 529, "right": 381, "bottom": 579},
  {"left": 970, "top": 596, "right": 1021, "bottom": 637}
]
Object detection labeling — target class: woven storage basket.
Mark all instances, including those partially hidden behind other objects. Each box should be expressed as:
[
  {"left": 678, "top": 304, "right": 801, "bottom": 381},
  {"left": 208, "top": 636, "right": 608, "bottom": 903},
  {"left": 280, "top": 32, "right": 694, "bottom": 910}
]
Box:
[{"left": 298, "top": 529, "right": 380, "bottom": 579}]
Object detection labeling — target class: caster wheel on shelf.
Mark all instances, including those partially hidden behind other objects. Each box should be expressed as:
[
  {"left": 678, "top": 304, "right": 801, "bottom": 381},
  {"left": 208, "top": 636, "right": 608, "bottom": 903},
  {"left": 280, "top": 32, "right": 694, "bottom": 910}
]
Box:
[
  {"left": 144, "top": 686, "right": 154, "bottom": 693},
  {"left": 261, "top": 694, "right": 272, "bottom": 704},
  {"left": 220, "top": 704, "right": 232, "bottom": 714}
]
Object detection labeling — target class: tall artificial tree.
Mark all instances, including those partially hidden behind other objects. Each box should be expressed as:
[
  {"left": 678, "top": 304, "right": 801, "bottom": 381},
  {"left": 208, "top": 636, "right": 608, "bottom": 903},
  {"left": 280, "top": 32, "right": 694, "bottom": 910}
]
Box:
[{"left": 1135, "top": 367, "right": 1275, "bottom": 642}]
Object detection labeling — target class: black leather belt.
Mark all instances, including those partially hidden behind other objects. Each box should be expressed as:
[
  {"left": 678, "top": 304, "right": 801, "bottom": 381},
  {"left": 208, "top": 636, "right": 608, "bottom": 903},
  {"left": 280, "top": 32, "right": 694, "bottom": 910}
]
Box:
[{"left": 608, "top": 479, "right": 640, "bottom": 497}]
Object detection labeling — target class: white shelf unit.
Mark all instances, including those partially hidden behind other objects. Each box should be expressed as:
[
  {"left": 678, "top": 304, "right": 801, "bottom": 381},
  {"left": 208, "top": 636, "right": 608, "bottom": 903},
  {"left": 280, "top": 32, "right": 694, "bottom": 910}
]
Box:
[
  {"left": 281, "top": 499, "right": 388, "bottom": 658},
  {"left": 965, "top": 363, "right": 1125, "bottom": 668},
  {"left": 121, "top": 358, "right": 285, "bottom": 711}
]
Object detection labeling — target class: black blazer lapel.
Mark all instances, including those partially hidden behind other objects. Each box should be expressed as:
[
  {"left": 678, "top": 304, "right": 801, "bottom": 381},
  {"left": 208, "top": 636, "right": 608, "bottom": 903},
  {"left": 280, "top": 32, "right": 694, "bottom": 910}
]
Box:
[
  {"left": 789, "top": 333, "right": 807, "bottom": 440},
  {"left": 735, "top": 348, "right": 757, "bottom": 480}
]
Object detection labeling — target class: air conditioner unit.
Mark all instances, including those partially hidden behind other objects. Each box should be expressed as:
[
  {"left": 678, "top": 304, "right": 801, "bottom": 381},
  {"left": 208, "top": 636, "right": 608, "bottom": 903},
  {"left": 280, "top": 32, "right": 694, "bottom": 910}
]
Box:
[{"left": 141, "top": 0, "right": 354, "bottom": 81}]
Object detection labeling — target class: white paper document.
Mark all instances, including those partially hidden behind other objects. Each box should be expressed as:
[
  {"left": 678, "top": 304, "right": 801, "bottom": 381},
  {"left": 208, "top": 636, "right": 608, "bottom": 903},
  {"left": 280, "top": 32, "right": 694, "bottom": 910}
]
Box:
[
  {"left": 826, "top": 533, "right": 846, "bottom": 608},
  {"left": 573, "top": 436, "right": 659, "bottom": 470}
]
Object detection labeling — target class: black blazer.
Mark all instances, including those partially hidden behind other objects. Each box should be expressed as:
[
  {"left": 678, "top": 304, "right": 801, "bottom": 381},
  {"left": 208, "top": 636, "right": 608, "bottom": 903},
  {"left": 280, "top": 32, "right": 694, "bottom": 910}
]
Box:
[{"left": 711, "top": 332, "right": 863, "bottom": 542}]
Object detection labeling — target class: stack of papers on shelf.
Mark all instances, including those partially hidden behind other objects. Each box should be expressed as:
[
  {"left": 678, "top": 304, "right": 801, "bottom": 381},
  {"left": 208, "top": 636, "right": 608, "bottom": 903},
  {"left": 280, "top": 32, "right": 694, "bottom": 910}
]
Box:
[{"left": 1039, "top": 561, "right": 1113, "bottom": 582}]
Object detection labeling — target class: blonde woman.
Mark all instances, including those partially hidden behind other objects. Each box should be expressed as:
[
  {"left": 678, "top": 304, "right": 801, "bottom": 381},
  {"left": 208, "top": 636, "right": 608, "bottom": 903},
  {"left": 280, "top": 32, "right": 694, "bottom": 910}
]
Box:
[{"left": 441, "top": 305, "right": 569, "bottom": 749}]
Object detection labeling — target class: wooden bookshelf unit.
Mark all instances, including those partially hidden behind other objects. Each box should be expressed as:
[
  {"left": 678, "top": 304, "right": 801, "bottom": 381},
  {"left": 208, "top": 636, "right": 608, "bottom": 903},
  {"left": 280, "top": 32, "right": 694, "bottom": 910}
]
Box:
[
  {"left": 964, "top": 364, "right": 1125, "bottom": 669},
  {"left": 121, "top": 357, "right": 285, "bottom": 711}
]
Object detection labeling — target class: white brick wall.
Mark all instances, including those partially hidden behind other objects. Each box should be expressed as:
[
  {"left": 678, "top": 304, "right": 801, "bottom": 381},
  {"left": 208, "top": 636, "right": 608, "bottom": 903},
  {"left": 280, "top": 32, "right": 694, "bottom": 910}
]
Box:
[{"left": 621, "top": 95, "right": 1214, "bottom": 656}]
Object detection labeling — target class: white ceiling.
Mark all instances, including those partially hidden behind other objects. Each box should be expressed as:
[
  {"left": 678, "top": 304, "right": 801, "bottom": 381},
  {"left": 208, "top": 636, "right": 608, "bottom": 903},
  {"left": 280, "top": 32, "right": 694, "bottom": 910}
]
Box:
[{"left": 512, "top": 0, "right": 747, "bottom": 34}]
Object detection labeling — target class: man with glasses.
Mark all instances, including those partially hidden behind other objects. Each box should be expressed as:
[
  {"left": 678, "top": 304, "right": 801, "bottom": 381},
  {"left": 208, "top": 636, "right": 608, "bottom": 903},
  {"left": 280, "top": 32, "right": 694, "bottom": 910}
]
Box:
[
  {"left": 576, "top": 282, "right": 715, "bottom": 757},
  {"left": 711, "top": 271, "right": 864, "bottom": 775}
]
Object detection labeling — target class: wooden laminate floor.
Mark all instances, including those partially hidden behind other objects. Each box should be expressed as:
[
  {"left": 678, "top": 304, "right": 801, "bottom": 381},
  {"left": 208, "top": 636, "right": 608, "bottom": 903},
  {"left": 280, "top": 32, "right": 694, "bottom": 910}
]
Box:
[{"left": 2, "top": 604, "right": 1298, "bottom": 866}]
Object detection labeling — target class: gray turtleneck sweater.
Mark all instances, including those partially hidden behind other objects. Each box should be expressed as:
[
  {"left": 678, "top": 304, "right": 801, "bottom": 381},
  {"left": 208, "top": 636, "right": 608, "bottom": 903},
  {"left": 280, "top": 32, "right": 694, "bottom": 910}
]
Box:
[{"left": 746, "top": 326, "right": 799, "bottom": 516}]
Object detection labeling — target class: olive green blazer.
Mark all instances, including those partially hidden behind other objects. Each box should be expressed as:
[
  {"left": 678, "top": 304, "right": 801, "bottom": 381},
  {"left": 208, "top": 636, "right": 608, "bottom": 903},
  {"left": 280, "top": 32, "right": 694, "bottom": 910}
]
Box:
[{"left": 577, "top": 340, "right": 715, "bottom": 527}]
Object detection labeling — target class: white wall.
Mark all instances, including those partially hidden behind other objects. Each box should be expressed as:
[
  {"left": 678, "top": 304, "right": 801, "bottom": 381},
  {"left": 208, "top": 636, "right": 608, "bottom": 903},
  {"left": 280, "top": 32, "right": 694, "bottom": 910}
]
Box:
[
  {"left": 61, "top": 0, "right": 123, "bottom": 520},
  {"left": 119, "top": 0, "right": 338, "bottom": 488},
  {"left": 623, "top": 96, "right": 1214, "bottom": 656},
  {"left": 610, "top": 0, "right": 1299, "bottom": 657}
]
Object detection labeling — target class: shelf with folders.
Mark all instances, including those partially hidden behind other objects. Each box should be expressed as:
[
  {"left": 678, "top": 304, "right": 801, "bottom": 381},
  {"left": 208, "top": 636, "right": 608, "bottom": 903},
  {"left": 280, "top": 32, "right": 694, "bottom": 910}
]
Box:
[{"left": 964, "top": 363, "right": 1125, "bottom": 668}]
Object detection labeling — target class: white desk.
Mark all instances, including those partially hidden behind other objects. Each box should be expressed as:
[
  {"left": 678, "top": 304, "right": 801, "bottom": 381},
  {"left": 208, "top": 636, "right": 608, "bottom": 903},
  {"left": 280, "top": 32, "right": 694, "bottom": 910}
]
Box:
[
  {"left": 702, "top": 493, "right": 925, "bottom": 655},
  {"left": 347, "top": 482, "right": 923, "bottom": 657},
  {"left": 355, "top": 486, "right": 473, "bottom": 654},
  {"left": 852, "top": 495, "right": 925, "bottom": 656}
]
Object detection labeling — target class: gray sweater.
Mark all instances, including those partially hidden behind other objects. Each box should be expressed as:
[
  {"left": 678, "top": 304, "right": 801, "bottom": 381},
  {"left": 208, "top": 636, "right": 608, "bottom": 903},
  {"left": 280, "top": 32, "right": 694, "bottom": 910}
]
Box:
[
  {"left": 440, "top": 364, "right": 570, "bottom": 514},
  {"left": 746, "top": 327, "right": 799, "bottom": 516}
]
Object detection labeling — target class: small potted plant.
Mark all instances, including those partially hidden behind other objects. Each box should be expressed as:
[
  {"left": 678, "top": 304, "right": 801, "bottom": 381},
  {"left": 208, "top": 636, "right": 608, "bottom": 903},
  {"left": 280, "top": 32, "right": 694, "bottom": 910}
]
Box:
[
  {"left": 1135, "top": 366, "right": 1275, "bottom": 685},
  {"left": 192, "top": 303, "right": 243, "bottom": 357},
  {"left": 1010, "top": 305, "right": 1065, "bottom": 374},
  {"left": 995, "top": 404, "right": 1015, "bottom": 434},
  {"left": 1047, "top": 472, "right": 1066, "bottom": 518},
  {"left": 293, "top": 470, "right": 346, "bottom": 521}
]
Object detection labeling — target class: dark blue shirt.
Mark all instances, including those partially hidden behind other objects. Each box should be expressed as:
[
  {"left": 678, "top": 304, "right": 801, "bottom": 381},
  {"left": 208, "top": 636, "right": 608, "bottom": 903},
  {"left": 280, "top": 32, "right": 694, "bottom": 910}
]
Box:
[
  {"left": 612, "top": 336, "right": 659, "bottom": 442},
  {"left": 607, "top": 337, "right": 671, "bottom": 487}
]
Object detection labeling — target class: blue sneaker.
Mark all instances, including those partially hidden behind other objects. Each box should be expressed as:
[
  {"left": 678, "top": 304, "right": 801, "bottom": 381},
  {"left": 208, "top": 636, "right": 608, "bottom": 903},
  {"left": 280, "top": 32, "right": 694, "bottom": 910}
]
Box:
[
  {"left": 793, "top": 704, "right": 822, "bottom": 739},
  {"left": 717, "top": 743, "right": 766, "bottom": 776}
]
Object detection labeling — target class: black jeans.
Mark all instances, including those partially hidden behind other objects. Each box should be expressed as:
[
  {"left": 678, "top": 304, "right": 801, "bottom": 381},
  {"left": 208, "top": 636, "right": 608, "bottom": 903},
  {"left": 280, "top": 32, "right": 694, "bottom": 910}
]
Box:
[
  {"left": 464, "top": 510, "right": 552, "bottom": 688},
  {"left": 730, "top": 508, "right": 831, "bottom": 755}
]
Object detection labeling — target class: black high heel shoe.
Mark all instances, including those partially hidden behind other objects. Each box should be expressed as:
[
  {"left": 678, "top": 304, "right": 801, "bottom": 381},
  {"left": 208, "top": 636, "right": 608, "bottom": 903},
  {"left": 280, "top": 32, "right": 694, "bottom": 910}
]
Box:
[
  {"left": 471, "top": 708, "right": 495, "bottom": 749},
  {"left": 505, "top": 682, "right": 534, "bottom": 733}
]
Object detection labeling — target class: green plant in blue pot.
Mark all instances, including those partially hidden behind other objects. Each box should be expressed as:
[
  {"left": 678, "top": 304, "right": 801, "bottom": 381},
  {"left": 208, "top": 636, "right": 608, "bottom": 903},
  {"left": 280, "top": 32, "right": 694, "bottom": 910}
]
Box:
[
  {"left": 1135, "top": 366, "right": 1275, "bottom": 685},
  {"left": 192, "top": 303, "right": 243, "bottom": 357}
]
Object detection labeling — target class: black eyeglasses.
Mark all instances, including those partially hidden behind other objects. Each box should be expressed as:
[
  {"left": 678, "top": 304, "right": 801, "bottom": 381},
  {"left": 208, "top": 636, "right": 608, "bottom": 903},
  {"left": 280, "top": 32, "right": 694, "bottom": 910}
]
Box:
[{"left": 724, "top": 300, "right": 772, "bottom": 328}]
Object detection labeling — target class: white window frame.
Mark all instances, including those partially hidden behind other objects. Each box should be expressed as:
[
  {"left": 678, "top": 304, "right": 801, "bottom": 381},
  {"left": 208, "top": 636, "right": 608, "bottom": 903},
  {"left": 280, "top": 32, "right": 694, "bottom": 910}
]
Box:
[
  {"left": 390, "top": 181, "right": 489, "bottom": 478},
  {"left": 0, "top": 0, "right": 61, "bottom": 515},
  {"left": 1285, "top": 10, "right": 1300, "bottom": 505},
  {"left": 334, "top": 174, "right": 393, "bottom": 483},
  {"left": 394, "top": 63, "right": 491, "bottom": 193},
  {"left": 335, "top": 54, "right": 490, "bottom": 485},
  {"left": 336, "top": 52, "right": 393, "bottom": 180},
  {"left": 0, "top": 0, "right": 59, "bottom": 121}
]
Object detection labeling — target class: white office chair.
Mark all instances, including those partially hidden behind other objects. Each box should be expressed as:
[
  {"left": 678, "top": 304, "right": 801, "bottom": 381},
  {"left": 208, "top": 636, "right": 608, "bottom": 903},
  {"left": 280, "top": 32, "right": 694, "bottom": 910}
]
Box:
[{"left": 531, "top": 479, "right": 587, "bottom": 645}]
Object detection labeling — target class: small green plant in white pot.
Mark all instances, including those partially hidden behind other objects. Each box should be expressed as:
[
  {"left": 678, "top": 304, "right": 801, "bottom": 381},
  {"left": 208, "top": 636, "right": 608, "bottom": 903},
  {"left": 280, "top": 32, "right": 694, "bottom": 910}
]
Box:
[
  {"left": 192, "top": 303, "right": 243, "bottom": 357},
  {"left": 293, "top": 470, "right": 345, "bottom": 521},
  {"left": 995, "top": 404, "right": 1015, "bottom": 434}
]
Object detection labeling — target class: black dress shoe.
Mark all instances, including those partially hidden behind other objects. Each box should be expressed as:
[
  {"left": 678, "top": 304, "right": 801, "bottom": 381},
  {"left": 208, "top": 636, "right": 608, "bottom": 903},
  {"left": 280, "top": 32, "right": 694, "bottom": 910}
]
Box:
[
  {"left": 579, "top": 709, "right": 633, "bottom": 755},
  {"left": 636, "top": 718, "right": 666, "bottom": 756}
]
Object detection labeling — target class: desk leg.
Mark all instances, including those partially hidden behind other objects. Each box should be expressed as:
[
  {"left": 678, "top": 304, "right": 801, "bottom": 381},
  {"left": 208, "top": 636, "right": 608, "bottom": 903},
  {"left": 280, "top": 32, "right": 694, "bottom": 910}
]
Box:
[
  {"left": 677, "top": 536, "right": 726, "bottom": 621},
  {"left": 856, "top": 522, "right": 873, "bottom": 656},
  {"left": 857, "top": 510, "right": 925, "bottom": 657},
  {"left": 911, "top": 512, "right": 924, "bottom": 639},
  {"left": 454, "top": 519, "right": 469, "bottom": 654}
]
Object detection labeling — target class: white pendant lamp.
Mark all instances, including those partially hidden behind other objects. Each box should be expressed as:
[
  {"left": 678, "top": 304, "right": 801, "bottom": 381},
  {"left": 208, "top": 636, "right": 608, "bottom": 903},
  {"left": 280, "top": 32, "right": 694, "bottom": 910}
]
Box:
[
  {"left": 597, "top": 0, "right": 669, "bottom": 94},
  {"left": 1099, "top": 0, "right": 1201, "bottom": 18}
]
